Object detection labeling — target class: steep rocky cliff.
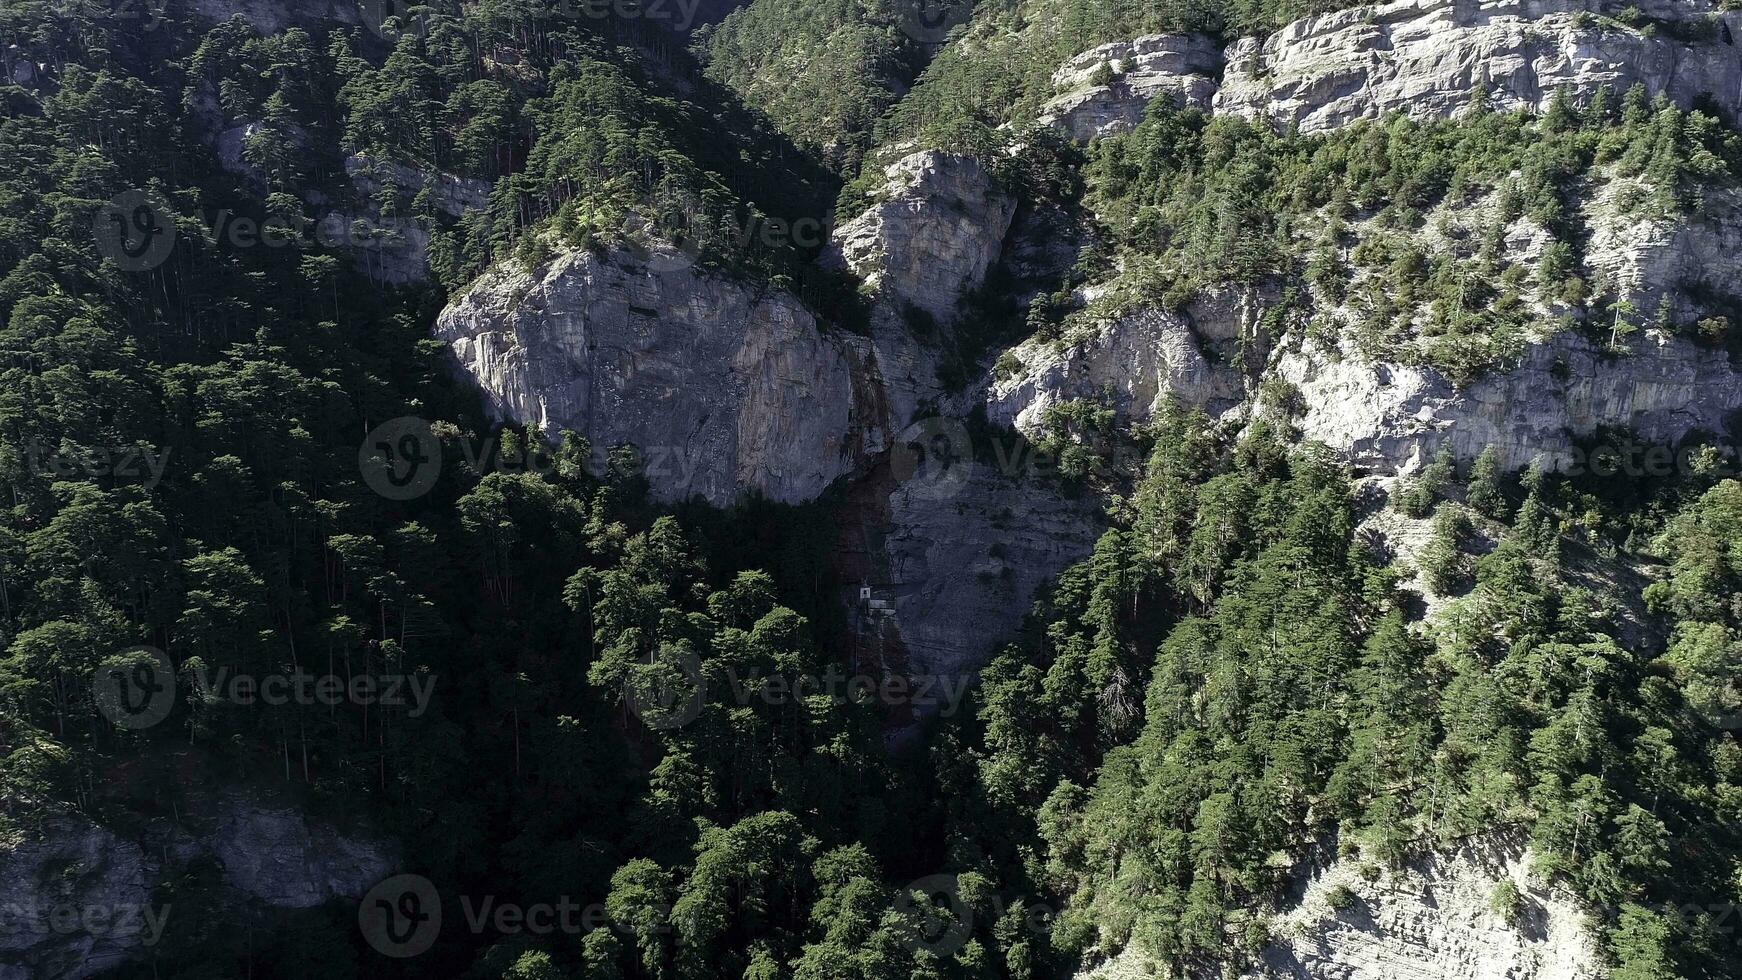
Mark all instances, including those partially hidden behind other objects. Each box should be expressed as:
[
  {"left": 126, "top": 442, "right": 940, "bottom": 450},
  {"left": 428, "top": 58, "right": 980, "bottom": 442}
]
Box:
[
  {"left": 0, "top": 794, "right": 393, "bottom": 980},
  {"left": 1217, "top": 0, "right": 1742, "bottom": 135},
  {"left": 829, "top": 149, "right": 1021, "bottom": 426},
  {"left": 433, "top": 149, "right": 1087, "bottom": 683},
  {"left": 1043, "top": 1, "right": 1742, "bottom": 144},
  {"left": 1080, "top": 838, "right": 1600, "bottom": 980},
  {"left": 1041, "top": 34, "right": 1225, "bottom": 142},
  {"left": 998, "top": 169, "right": 1742, "bottom": 477},
  {"left": 435, "top": 245, "right": 883, "bottom": 505}
]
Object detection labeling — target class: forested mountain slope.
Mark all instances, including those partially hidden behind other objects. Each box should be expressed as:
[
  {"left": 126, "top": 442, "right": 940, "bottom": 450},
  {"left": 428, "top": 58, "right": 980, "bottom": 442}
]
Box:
[{"left": 0, "top": 0, "right": 1740, "bottom": 979}]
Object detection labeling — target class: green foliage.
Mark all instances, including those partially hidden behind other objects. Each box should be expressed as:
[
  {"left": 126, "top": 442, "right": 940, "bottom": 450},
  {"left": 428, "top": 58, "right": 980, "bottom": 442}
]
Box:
[
  {"left": 1397, "top": 445, "right": 1455, "bottom": 518},
  {"left": 1074, "top": 93, "right": 1742, "bottom": 383},
  {"left": 700, "top": 0, "right": 917, "bottom": 174},
  {"left": 1418, "top": 505, "right": 1474, "bottom": 596},
  {"left": 1489, "top": 879, "right": 1523, "bottom": 926},
  {"left": 1466, "top": 446, "right": 1510, "bottom": 520}
]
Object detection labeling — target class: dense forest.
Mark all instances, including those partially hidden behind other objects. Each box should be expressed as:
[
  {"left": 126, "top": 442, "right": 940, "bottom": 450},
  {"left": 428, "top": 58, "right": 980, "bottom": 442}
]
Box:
[{"left": 0, "top": 0, "right": 1740, "bottom": 978}]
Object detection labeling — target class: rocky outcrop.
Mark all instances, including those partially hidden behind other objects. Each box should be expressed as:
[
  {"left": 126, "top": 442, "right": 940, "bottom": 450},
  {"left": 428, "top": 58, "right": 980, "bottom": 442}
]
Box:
[
  {"left": 435, "top": 246, "right": 884, "bottom": 506},
  {"left": 829, "top": 149, "right": 1021, "bottom": 429},
  {"left": 1042, "top": 2, "right": 1742, "bottom": 144},
  {"left": 432, "top": 144, "right": 1095, "bottom": 679},
  {"left": 0, "top": 795, "right": 393, "bottom": 980},
  {"left": 1215, "top": 0, "right": 1742, "bottom": 135},
  {"left": 986, "top": 283, "right": 1274, "bottom": 435},
  {"left": 345, "top": 154, "right": 492, "bottom": 219},
  {"left": 843, "top": 452, "right": 1104, "bottom": 684},
  {"left": 999, "top": 159, "right": 1742, "bottom": 474},
  {"left": 0, "top": 816, "right": 152, "bottom": 980},
  {"left": 1280, "top": 327, "right": 1742, "bottom": 474},
  {"left": 880, "top": 468, "right": 1102, "bottom": 679},
  {"left": 1080, "top": 838, "right": 1600, "bottom": 980},
  {"left": 830, "top": 150, "right": 1017, "bottom": 326},
  {"left": 205, "top": 801, "right": 395, "bottom": 908},
  {"left": 1041, "top": 34, "right": 1224, "bottom": 141}
]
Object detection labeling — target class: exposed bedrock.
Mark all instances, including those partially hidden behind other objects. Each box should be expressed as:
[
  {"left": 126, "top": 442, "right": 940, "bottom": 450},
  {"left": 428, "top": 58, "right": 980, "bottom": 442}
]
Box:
[
  {"left": 1040, "top": 33, "right": 1226, "bottom": 142},
  {"left": 1045, "top": 1, "right": 1742, "bottom": 143},
  {"left": 434, "top": 246, "right": 884, "bottom": 507},
  {"left": 0, "top": 794, "right": 393, "bottom": 980},
  {"left": 1079, "top": 837, "right": 1600, "bottom": 980}
]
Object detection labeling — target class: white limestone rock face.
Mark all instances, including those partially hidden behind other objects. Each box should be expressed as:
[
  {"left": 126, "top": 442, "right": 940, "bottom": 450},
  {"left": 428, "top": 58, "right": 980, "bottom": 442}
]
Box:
[
  {"left": 1250, "top": 840, "right": 1600, "bottom": 980},
  {"left": 1216, "top": 0, "right": 1742, "bottom": 135},
  {"left": 831, "top": 150, "right": 1017, "bottom": 326},
  {"left": 985, "top": 307, "right": 1243, "bottom": 436},
  {"left": 1280, "top": 327, "right": 1742, "bottom": 474},
  {"left": 1279, "top": 179, "right": 1742, "bottom": 475},
  {"left": 1080, "top": 839, "right": 1599, "bottom": 980},
  {"left": 829, "top": 148, "right": 1021, "bottom": 430},
  {"left": 1001, "top": 171, "right": 1742, "bottom": 476},
  {"left": 435, "top": 247, "right": 882, "bottom": 506},
  {"left": 1041, "top": 34, "right": 1225, "bottom": 142}
]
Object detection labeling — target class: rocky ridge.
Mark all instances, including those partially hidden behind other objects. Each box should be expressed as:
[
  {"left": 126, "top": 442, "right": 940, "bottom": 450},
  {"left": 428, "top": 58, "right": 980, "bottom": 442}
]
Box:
[
  {"left": 1079, "top": 838, "right": 1599, "bottom": 980},
  {"left": 430, "top": 0, "right": 1742, "bottom": 681},
  {"left": 1043, "top": 0, "right": 1742, "bottom": 142},
  {"left": 1040, "top": 33, "right": 1225, "bottom": 142},
  {"left": 1218, "top": 0, "right": 1742, "bottom": 135},
  {"left": 433, "top": 148, "right": 1098, "bottom": 680},
  {"left": 996, "top": 169, "right": 1742, "bottom": 477},
  {"left": 434, "top": 245, "right": 882, "bottom": 506},
  {"left": 0, "top": 794, "right": 393, "bottom": 980}
]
